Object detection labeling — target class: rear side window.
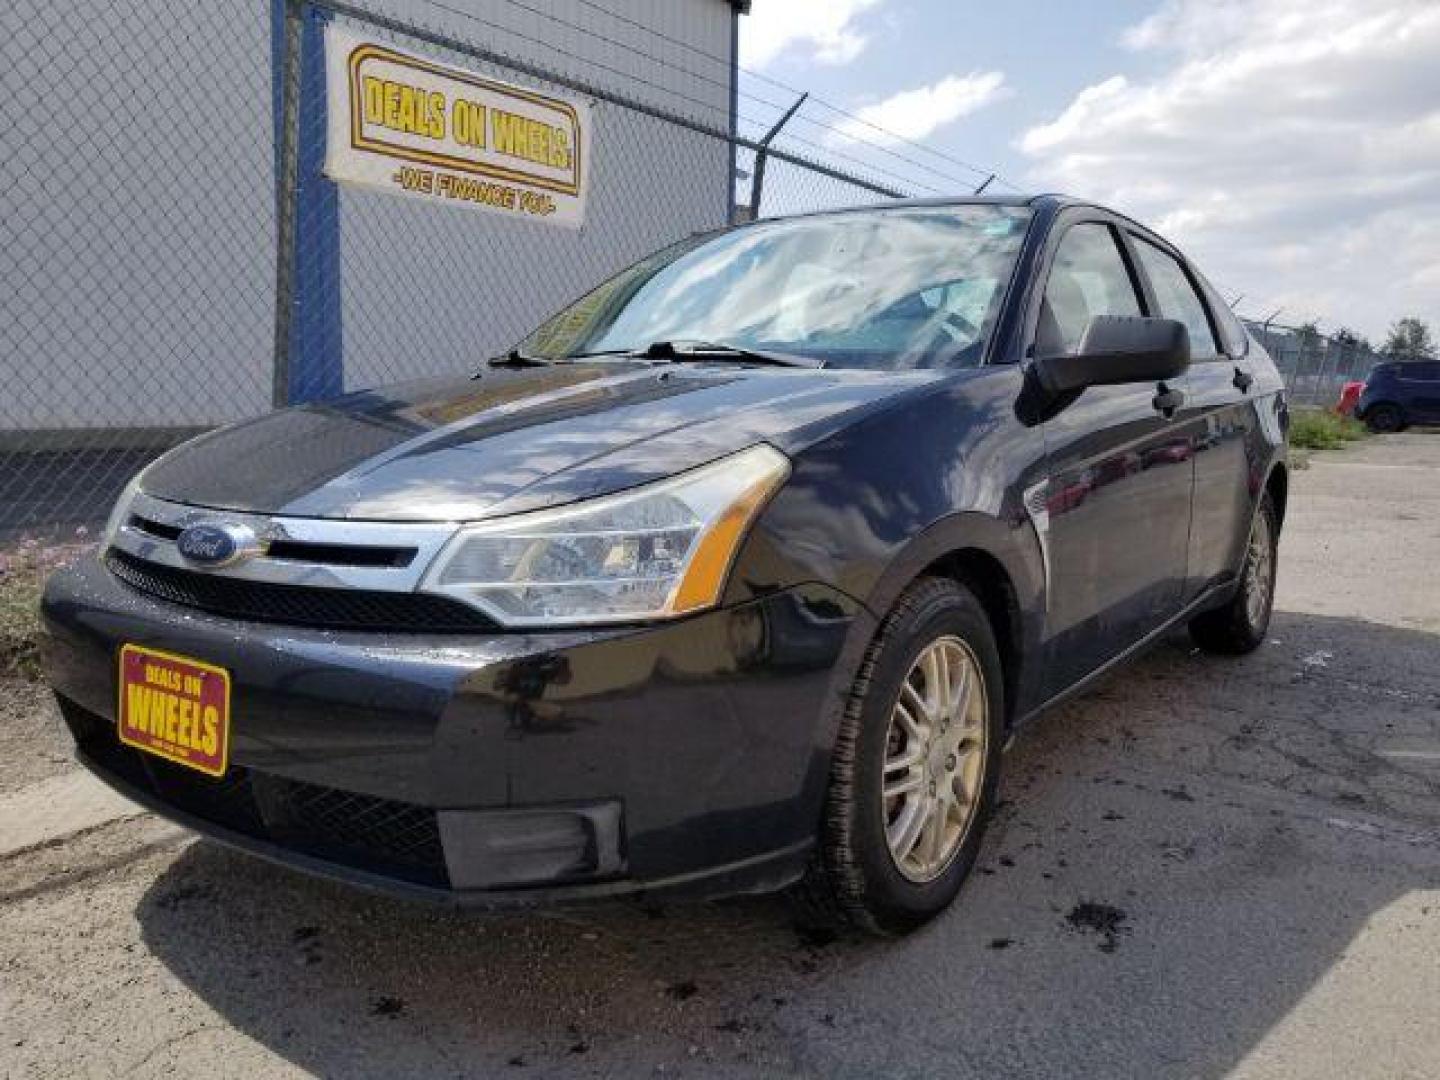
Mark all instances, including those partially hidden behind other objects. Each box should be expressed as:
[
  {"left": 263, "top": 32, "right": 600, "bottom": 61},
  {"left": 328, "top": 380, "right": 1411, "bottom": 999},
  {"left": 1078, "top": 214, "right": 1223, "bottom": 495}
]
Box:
[
  {"left": 1132, "top": 239, "right": 1220, "bottom": 359},
  {"left": 1036, "top": 223, "right": 1142, "bottom": 355},
  {"left": 1198, "top": 275, "right": 1248, "bottom": 357},
  {"left": 1399, "top": 361, "right": 1440, "bottom": 381}
]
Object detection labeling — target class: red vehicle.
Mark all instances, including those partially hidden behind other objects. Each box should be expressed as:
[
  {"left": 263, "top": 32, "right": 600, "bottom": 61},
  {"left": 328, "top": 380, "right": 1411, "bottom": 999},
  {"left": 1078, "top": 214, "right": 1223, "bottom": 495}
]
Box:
[{"left": 1336, "top": 380, "right": 1364, "bottom": 417}]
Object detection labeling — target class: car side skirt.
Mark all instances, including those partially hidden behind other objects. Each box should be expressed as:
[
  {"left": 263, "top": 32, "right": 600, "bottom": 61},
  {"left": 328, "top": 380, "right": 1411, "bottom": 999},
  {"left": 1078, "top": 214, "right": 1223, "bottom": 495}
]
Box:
[{"left": 1008, "top": 576, "right": 1240, "bottom": 740}]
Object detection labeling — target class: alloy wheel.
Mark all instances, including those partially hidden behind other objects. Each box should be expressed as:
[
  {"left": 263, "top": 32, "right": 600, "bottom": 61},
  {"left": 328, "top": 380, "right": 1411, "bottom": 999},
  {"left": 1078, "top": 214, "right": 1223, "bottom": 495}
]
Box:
[
  {"left": 1244, "top": 510, "right": 1275, "bottom": 629},
  {"left": 881, "top": 635, "right": 988, "bottom": 883}
]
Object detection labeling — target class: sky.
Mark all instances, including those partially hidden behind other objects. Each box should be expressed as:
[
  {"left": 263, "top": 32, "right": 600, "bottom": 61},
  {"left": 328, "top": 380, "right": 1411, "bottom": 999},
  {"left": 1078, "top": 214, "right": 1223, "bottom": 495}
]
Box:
[{"left": 737, "top": 0, "right": 1440, "bottom": 342}]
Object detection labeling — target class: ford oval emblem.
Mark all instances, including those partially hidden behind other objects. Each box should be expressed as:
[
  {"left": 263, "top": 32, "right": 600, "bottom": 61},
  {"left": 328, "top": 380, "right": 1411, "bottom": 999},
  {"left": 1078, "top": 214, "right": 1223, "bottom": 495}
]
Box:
[{"left": 175, "top": 522, "right": 262, "bottom": 569}]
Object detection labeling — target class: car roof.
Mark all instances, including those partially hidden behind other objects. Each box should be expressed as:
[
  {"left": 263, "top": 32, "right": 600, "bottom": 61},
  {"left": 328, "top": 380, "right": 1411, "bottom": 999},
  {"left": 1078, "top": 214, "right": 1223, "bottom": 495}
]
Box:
[{"left": 761, "top": 193, "right": 1150, "bottom": 233}]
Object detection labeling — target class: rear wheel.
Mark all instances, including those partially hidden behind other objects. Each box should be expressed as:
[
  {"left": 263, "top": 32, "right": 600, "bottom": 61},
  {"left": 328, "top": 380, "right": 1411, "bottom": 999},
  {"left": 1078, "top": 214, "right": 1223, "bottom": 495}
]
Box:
[
  {"left": 1365, "top": 403, "right": 1404, "bottom": 433},
  {"left": 792, "top": 577, "right": 1003, "bottom": 935},
  {"left": 1189, "top": 493, "right": 1277, "bottom": 655}
]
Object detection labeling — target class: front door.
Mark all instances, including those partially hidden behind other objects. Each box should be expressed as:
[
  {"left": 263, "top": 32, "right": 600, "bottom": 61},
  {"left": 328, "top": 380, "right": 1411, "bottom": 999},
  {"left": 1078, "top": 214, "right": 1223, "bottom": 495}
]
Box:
[{"left": 1031, "top": 219, "right": 1194, "bottom": 695}]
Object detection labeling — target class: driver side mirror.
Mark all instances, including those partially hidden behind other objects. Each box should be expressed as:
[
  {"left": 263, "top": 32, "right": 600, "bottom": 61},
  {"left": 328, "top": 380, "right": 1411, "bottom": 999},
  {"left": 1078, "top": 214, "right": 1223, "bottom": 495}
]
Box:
[{"left": 1034, "top": 315, "right": 1190, "bottom": 395}]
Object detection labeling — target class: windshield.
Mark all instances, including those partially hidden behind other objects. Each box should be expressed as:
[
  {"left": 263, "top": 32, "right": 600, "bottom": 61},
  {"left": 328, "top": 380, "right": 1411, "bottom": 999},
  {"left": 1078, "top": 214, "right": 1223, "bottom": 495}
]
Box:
[{"left": 521, "top": 204, "right": 1033, "bottom": 370}]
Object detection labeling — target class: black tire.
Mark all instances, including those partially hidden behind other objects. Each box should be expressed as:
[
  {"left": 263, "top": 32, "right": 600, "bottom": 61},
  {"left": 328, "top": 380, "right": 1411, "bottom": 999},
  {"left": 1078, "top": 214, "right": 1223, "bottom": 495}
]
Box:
[
  {"left": 1189, "top": 493, "right": 1278, "bottom": 655},
  {"left": 1365, "top": 403, "right": 1404, "bottom": 433},
  {"left": 791, "top": 576, "right": 1004, "bottom": 936}
]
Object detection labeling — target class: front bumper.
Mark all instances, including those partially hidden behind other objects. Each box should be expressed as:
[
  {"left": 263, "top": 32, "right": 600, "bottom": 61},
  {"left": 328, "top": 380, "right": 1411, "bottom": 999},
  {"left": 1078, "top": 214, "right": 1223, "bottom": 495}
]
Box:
[{"left": 41, "top": 554, "right": 864, "bottom": 906}]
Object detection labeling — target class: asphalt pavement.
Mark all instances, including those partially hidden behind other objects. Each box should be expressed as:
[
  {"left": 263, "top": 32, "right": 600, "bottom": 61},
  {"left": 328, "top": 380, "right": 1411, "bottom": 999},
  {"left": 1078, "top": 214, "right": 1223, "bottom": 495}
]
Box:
[{"left": 2, "top": 434, "right": 1437, "bottom": 1079}]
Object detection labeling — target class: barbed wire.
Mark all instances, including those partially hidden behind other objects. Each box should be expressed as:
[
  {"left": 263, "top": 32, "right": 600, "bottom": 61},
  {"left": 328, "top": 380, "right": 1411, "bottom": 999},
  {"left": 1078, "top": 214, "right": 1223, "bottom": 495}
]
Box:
[
  {"left": 571, "top": 0, "right": 1024, "bottom": 191},
  {"left": 395, "top": 0, "right": 958, "bottom": 195},
  {"left": 415, "top": 0, "right": 1020, "bottom": 196}
]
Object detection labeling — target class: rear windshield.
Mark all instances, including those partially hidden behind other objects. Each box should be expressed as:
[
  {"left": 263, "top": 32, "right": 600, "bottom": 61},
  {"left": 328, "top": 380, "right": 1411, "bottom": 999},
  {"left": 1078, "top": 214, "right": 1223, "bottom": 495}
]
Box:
[{"left": 522, "top": 205, "right": 1034, "bottom": 370}]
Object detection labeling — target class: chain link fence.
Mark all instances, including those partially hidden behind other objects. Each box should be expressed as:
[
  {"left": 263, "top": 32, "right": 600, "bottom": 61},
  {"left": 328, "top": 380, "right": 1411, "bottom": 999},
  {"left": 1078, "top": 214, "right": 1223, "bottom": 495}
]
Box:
[
  {"left": 1, "top": 0, "right": 908, "bottom": 543},
  {"left": 2, "top": 0, "right": 279, "bottom": 542},
  {"left": 1241, "top": 320, "right": 1386, "bottom": 409},
  {"left": 0, "top": 1, "right": 1393, "bottom": 546}
]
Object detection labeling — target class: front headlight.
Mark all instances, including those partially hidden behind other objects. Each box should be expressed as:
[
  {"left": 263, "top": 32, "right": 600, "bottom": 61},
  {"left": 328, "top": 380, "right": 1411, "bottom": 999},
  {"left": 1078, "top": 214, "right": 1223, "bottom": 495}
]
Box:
[
  {"left": 101, "top": 472, "right": 145, "bottom": 549},
  {"left": 420, "top": 444, "right": 790, "bottom": 626}
]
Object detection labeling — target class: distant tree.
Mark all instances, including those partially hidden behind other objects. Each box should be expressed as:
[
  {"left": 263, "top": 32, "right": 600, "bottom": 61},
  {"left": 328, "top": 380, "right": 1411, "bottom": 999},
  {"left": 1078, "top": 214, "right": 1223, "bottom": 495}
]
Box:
[
  {"left": 1381, "top": 317, "right": 1437, "bottom": 362},
  {"left": 1329, "top": 327, "right": 1373, "bottom": 379},
  {"left": 1293, "top": 322, "right": 1322, "bottom": 371},
  {"left": 1331, "top": 327, "right": 1371, "bottom": 358}
]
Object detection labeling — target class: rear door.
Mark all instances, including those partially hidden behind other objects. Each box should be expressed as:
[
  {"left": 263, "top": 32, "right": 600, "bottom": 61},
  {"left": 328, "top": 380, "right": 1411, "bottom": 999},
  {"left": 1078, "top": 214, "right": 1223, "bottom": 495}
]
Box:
[
  {"left": 1033, "top": 216, "right": 1194, "bottom": 695},
  {"left": 1127, "top": 235, "right": 1255, "bottom": 599},
  {"left": 1401, "top": 361, "right": 1440, "bottom": 421}
]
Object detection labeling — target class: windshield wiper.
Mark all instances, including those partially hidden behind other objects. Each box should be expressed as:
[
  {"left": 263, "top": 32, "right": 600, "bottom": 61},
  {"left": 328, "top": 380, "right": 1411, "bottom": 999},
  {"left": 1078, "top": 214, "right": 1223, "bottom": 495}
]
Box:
[
  {"left": 560, "top": 348, "right": 636, "bottom": 360},
  {"left": 581, "top": 340, "right": 823, "bottom": 369},
  {"left": 485, "top": 348, "right": 552, "bottom": 369}
]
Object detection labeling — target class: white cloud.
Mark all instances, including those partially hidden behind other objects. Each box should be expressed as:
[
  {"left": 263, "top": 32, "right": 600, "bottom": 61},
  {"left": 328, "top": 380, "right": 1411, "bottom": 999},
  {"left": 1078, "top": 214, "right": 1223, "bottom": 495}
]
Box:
[
  {"left": 831, "top": 72, "right": 1009, "bottom": 146},
  {"left": 740, "top": 0, "right": 883, "bottom": 69},
  {"left": 1019, "top": 0, "right": 1440, "bottom": 339}
]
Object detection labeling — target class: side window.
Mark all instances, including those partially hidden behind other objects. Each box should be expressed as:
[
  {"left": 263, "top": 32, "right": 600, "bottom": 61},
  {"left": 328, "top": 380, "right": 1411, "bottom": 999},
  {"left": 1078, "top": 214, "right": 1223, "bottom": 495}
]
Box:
[
  {"left": 1132, "top": 239, "right": 1220, "bottom": 359},
  {"left": 1199, "top": 274, "right": 1248, "bottom": 357},
  {"left": 1036, "top": 223, "right": 1142, "bottom": 355}
]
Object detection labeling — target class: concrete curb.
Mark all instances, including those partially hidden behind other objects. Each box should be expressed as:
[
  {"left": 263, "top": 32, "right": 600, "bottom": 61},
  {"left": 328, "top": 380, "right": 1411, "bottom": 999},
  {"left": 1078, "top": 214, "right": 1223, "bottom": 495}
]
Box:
[{"left": 0, "top": 770, "right": 148, "bottom": 858}]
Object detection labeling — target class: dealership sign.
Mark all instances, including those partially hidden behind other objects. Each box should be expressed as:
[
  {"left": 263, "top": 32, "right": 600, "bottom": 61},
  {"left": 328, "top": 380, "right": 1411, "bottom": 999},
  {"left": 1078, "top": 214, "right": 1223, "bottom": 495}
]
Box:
[{"left": 324, "top": 30, "right": 591, "bottom": 227}]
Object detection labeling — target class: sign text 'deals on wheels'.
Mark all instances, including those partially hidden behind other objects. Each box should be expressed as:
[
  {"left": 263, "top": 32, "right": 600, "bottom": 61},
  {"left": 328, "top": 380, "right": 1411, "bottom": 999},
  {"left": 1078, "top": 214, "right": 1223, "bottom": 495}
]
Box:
[{"left": 323, "top": 28, "right": 591, "bottom": 227}]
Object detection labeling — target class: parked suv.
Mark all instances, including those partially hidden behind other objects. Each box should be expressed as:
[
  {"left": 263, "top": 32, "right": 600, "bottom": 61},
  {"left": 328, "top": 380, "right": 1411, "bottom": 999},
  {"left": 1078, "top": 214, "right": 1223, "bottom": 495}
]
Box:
[
  {"left": 1357, "top": 360, "right": 1440, "bottom": 431},
  {"left": 41, "top": 196, "right": 1288, "bottom": 934}
]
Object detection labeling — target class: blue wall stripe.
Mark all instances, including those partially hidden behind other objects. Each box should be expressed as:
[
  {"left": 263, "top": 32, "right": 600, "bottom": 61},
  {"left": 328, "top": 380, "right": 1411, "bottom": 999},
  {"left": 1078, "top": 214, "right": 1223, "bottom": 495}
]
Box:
[
  {"left": 270, "top": 1, "right": 344, "bottom": 406},
  {"left": 288, "top": 3, "right": 345, "bottom": 404}
]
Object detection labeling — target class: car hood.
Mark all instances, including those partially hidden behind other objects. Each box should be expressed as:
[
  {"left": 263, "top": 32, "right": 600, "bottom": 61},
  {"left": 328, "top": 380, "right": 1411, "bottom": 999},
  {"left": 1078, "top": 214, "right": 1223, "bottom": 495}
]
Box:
[{"left": 138, "top": 362, "right": 948, "bottom": 521}]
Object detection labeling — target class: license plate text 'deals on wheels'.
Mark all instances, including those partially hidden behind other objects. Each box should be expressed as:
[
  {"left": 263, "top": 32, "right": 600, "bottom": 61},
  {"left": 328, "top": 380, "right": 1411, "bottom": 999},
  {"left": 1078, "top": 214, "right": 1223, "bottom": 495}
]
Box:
[{"left": 118, "top": 644, "right": 230, "bottom": 777}]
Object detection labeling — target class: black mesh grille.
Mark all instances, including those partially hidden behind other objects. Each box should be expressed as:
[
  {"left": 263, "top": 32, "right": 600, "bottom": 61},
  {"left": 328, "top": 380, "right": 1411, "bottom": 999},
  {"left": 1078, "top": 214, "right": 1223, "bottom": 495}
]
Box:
[
  {"left": 58, "top": 697, "right": 448, "bottom": 887},
  {"left": 105, "top": 548, "right": 496, "bottom": 633},
  {"left": 262, "top": 778, "right": 447, "bottom": 877},
  {"left": 148, "top": 761, "right": 268, "bottom": 836}
]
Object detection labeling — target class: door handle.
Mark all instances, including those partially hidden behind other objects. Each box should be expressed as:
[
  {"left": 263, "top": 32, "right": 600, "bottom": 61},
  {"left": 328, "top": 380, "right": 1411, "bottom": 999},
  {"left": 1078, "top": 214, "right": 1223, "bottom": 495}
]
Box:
[
  {"left": 1232, "top": 367, "right": 1254, "bottom": 393},
  {"left": 1152, "top": 383, "right": 1184, "bottom": 417}
]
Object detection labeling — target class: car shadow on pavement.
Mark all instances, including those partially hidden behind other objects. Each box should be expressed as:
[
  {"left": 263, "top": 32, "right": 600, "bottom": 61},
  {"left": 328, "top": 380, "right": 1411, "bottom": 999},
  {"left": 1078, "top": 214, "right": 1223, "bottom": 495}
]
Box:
[{"left": 134, "top": 612, "right": 1440, "bottom": 1078}]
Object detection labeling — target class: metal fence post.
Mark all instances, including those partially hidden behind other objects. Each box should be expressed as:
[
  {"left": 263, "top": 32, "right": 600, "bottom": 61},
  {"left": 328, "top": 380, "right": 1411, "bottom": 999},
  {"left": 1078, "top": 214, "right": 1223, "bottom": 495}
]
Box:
[
  {"left": 270, "top": 0, "right": 304, "bottom": 409},
  {"left": 743, "top": 92, "right": 807, "bottom": 222},
  {"left": 1314, "top": 337, "right": 1335, "bottom": 407}
]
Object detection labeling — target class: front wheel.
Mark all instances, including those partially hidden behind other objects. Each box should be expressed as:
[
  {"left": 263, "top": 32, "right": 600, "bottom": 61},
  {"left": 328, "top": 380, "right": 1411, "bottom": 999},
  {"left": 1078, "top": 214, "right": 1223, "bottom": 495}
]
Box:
[
  {"left": 1189, "top": 492, "right": 1278, "bottom": 655},
  {"left": 792, "top": 577, "right": 1004, "bottom": 935}
]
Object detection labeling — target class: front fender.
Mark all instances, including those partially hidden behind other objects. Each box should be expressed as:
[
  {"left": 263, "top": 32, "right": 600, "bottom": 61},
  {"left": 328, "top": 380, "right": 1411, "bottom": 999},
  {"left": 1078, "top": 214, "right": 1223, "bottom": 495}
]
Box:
[
  {"left": 717, "top": 368, "right": 1050, "bottom": 833},
  {"left": 854, "top": 510, "right": 1044, "bottom": 625},
  {"left": 775, "top": 508, "right": 1048, "bottom": 842}
]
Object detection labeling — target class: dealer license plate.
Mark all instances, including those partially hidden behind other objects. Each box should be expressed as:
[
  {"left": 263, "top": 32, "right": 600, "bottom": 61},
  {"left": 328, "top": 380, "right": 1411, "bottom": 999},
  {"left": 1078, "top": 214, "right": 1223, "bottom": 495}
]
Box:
[{"left": 117, "top": 644, "right": 231, "bottom": 777}]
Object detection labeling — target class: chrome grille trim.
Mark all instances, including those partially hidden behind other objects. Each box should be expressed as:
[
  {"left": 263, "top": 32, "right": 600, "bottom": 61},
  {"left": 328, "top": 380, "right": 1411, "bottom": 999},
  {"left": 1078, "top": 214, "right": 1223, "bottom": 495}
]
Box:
[{"left": 109, "top": 492, "right": 459, "bottom": 592}]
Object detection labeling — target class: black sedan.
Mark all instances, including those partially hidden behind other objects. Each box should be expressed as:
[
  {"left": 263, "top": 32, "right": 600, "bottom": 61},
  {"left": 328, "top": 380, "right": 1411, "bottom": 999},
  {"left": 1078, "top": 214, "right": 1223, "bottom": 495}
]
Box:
[{"left": 41, "top": 195, "right": 1288, "bottom": 934}]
